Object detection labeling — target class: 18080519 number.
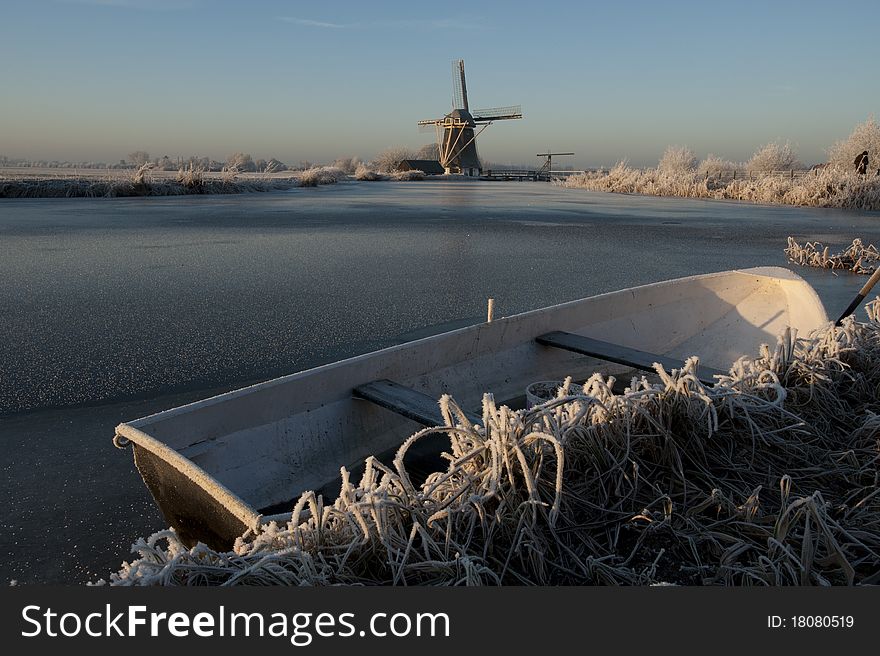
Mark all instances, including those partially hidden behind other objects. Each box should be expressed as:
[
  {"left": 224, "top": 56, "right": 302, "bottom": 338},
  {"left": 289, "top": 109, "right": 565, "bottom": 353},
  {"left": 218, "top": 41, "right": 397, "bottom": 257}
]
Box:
[
  {"left": 792, "top": 616, "right": 854, "bottom": 629},
  {"left": 768, "top": 616, "right": 854, "bottom": 629}
]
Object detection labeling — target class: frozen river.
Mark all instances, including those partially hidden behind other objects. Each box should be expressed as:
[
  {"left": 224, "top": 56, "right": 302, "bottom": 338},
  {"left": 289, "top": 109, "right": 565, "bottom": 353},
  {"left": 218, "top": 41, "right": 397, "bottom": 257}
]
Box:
[{"left": 2, "top": 180, "right": 879, "bottom": 583}]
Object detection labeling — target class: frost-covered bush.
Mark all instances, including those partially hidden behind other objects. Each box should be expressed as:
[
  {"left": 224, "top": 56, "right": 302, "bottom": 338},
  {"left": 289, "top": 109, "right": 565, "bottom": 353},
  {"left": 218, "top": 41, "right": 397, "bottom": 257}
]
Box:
[
  {"left": 558, "top": 120, "right": 880, "bottom": 209},
  {"left": 176, "top": 164, "right": 203, "bottom": 189},
  {"left": 263, "top": 157, "right": 287, "bottom": 173},
  {"left": 297, "top": 166, "right": 344, "bottom": 187},
  {"left": 389, "top": 169, "right": 425, "bottom": 181},
  {"left": 698, "top": 154, "right": 742, "bottom": 176},
  {"left": 657, "top": 146, "right": 697, "bottom": 174},
  {"left": 132, "top": 162, "right": 153, "bottom": 185},
  {"left": 560, "top": 161, "right": 880, "bottom": 210},
  {"left": 354, "top": 165, "right": 385, "bottom": 181},
  {"left": 563, "top": 161, "right": 708, "bottom": 198},
  {"left": 747, "top": 141, "right": 802, "bottom": 173},
  {"left": 827, "top": 117, "right": 880, "bottom": 172}
]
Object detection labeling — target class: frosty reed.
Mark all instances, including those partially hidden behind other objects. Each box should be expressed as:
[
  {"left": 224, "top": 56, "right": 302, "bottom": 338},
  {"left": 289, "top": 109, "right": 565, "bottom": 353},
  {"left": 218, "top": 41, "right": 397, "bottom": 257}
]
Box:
[
  {"left": 786, "top": 237, "right": 880, "bottom": 273},
  {"left": 561, "top": 118, "right": 880, "bottom": 211},
  {"left": 106, "top": 306, "right": 880, "bottom": 586}
]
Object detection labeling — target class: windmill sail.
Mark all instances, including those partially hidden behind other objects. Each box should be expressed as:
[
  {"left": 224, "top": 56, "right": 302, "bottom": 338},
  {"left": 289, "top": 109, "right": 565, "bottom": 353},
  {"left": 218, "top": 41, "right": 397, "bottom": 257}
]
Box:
[
  {"left": 452, "top": 59, "right": 469, "bottom": 111},
  {"left": 470, "top": 105, "right": 523, "bottom": 122}
]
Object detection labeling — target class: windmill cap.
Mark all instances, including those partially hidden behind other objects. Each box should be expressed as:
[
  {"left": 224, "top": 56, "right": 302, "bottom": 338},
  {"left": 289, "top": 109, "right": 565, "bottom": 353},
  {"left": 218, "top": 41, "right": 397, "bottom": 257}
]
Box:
[{"left": 445, "top": 108, "right": 476, "bottom": 124}]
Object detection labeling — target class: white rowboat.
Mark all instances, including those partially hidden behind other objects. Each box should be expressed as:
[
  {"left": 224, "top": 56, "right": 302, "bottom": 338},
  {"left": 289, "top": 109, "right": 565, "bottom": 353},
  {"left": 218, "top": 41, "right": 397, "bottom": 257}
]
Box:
[{"left": 114, "top": 267, "right": 828, "bottom": 549}]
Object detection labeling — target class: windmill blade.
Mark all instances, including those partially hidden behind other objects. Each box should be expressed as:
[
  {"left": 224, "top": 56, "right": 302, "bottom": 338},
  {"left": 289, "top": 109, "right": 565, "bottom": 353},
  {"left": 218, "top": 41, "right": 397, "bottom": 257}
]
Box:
[
  {"left": 471, "top": 105, "right": 523, "bottom": 122},
  {"left": 451, "top": 59, "right": 468, "bottom": 110},
  {"left": 417, "top": 118, "right": 443, "bottom": 125}
]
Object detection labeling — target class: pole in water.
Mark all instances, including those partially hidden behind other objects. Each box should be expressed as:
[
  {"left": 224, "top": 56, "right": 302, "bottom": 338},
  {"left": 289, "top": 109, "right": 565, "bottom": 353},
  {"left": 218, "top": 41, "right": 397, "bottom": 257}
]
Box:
[
  {"left": 836, "top": 266, "right": 880, "bottom": 325},
  {"left": 487, "top": 298, "right": 495, "bottom": 323}
]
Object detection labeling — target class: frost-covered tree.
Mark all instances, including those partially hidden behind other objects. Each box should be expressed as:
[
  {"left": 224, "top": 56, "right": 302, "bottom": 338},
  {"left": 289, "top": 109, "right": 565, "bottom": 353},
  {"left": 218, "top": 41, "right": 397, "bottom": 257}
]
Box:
[
  {"left": 156, "top": 155, "right": 176, "bottom": 171},
  {"left": 747, "top": 141, "right": 802, "bottom": 173},
  {"left": 184, "top": 155, "right": 210, "bottom": 171},
  {"left": 264, "top": 157, "right": 287, "bottom": 173},
  {"left": 127, "top": 150, "right": 151, "bottom": 167},
  {"left": 658, "top": 146, "right": 697, "bottom": 174},
  {"left": 415, "top": 143, "right": 440, "bottom": 160},
  {"left": 330, "top": 156, "right": 362, "bottom": 174},
  {"left": 827, "top": 117, "right": 880, "bottom": 171},
  {"left": 225, "top": 152, "right": 256, "bottom": 172},
  {"left": 372, "top": 146, "right": 413, "bottom": 173},
  {"left": 697, "top": 154, "right": 742, "bottom": 176}
]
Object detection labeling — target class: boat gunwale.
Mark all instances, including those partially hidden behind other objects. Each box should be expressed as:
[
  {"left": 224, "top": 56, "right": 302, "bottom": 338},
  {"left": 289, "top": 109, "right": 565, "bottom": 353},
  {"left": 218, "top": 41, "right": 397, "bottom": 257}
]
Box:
[
  {"left": 115, "top": 423, "right": 264, "bottom": 533},
  {"left": 117, "top": 265, "right": 823, "bottom": 435}
]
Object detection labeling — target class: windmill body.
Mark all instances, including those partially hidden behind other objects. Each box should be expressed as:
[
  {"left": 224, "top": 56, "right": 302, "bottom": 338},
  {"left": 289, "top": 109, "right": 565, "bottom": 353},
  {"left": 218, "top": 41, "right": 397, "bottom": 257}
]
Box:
[{"left": 418, "top": 60, "right": 522, "bottom": 176}]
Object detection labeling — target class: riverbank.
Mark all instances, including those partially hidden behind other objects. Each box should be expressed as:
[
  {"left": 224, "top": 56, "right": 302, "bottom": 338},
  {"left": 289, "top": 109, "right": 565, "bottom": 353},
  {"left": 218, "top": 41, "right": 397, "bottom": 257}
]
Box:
[
  {"left": 0, "top": 166, "right": 342, "bottom": 198},
  {"left": 559, "top": 165, "right": 880, "bottom": 211},
  {"left": 0, "top": 165, "right": 438, "bottom": 198}
]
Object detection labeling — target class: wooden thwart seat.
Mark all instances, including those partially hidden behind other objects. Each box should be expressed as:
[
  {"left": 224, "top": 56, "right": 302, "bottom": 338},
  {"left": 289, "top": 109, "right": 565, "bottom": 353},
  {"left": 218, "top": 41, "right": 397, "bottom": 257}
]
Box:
[
  {"left": 354, "top": 332, "right": 725, "bottom": 427},
  {"left": 353, "top": 379, "right": 481, "bottom": 426},
  {"left": 536, "top": 331, "right": 726, "bottom": 386}
]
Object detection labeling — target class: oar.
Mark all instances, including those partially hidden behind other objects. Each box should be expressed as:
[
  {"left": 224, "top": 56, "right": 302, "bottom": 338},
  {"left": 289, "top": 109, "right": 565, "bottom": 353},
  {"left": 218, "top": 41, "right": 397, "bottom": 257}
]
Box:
[{"left": 835, "top": 266, "right": 880, "bottom": 325}]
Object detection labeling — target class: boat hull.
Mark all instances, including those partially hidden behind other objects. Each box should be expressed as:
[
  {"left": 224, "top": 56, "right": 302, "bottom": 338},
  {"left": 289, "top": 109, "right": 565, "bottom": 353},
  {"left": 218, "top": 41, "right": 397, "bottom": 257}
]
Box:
[{"left": 115, "top": 267, "right": 828, "bottom": 549}]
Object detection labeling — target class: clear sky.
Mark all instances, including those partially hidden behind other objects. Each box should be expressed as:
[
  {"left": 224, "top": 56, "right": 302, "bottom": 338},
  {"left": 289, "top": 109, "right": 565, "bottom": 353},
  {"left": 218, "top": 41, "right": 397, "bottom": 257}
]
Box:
[{"left": 2, "top": 0, "right": 878, "bottom": 167}]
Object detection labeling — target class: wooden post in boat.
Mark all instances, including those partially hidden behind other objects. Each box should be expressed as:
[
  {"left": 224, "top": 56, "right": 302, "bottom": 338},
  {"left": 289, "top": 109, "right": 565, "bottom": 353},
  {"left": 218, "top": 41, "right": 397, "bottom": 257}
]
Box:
[
  {"left": 836, "top": 266, "right": 880, "bottom": 325},
  {"left": 487, "top": 298, "right": 495, "bottom": 322}
]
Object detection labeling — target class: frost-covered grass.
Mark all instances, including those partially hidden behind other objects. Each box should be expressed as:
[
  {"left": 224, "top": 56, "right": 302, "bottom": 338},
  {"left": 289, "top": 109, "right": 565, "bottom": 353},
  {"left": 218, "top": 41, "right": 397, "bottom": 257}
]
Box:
[
  {"left": 388, "top": 169, "right": 425, "bottom": 181},
  {"left": 560, "top": 164, "right": 880, "bottom": 211},
  {"left": 564, "top": 121, "right": 880, "bottom": 210},
  {"left": 0, "top": 166, "right": 341, "bottom": 198},
  {"left": 354, "top": 164, "right": 385, "bottom": 181},
  {"left": 786, "top": 237, "right": 879, "bottom": 273},
  {"left": 353, "top": 166, "right": 427, "bottom": 181},
  {"left": 107, "top": 312, "right": 880, "bottom": 586},
  {"left": 296, "top": 166, "right": 345, "bottom": 187}
]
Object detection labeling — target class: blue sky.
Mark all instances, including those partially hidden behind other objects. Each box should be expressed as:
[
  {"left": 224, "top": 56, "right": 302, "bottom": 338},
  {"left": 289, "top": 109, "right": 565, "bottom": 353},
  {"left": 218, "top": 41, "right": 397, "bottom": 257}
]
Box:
[{"left": 1, "top": 0, "right": 878, "bottom": 167}]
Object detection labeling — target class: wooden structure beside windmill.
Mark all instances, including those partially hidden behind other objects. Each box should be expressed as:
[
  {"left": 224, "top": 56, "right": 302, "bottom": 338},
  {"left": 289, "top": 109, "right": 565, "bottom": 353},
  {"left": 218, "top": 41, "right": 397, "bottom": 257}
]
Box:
[{"left": 418, "top": 60, "right": 522, "bottom": 176}]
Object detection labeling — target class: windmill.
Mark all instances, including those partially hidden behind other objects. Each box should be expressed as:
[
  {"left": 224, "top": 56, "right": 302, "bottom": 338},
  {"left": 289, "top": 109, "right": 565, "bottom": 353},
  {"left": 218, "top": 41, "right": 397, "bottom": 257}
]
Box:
[{"left": 417, "top": 60, "right": 522, "bottom": 176}]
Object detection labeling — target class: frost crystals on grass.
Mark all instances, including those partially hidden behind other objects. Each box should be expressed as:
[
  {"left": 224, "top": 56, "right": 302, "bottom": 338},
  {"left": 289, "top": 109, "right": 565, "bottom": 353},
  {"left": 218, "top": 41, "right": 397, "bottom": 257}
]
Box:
[{"left": 108, "top": 310, "right": 880, "bottom": 586}]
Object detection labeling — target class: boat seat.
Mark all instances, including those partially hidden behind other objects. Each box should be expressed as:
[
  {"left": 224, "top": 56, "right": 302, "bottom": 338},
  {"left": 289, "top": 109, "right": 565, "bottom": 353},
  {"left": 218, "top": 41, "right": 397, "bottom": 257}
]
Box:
[
  {"left": 535, "top": 331, "right": 726, "bottom": 386},
  {"left": 353, "top": 379, "right": 482, "bottom": 426}
]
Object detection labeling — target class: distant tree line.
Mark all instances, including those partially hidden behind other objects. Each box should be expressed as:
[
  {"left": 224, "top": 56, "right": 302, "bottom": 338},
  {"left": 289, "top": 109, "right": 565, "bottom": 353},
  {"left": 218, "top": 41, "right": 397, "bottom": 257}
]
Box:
[
  {"left": 0, "top": 155, "right": 132, "bottom": 169},
  {"left": 1, "top": 141, "right": 445, "bottom": 175},
  {"left": 130, "top": 151, "right": 295, "bottom": 173}
]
